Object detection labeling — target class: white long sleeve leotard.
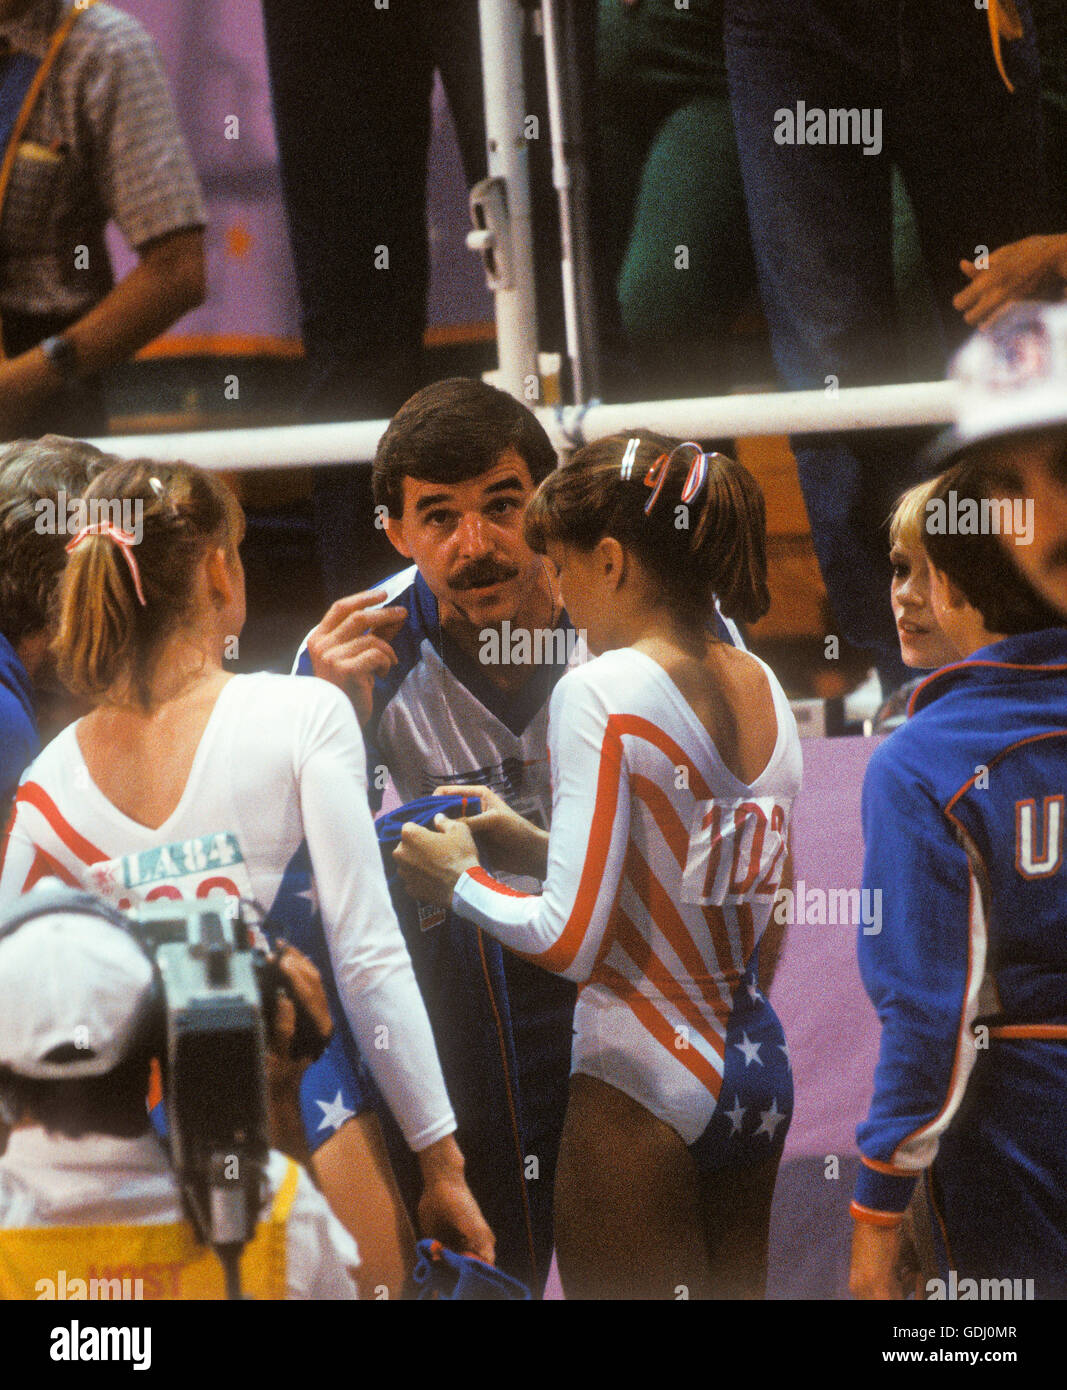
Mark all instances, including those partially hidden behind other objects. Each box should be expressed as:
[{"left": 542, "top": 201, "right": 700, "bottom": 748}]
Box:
[{"left": 0, "top": 673, "right": 455, "bottom": 1152}]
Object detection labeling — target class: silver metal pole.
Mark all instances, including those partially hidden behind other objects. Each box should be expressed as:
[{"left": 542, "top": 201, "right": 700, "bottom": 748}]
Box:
[
  {"left": 469, "top": 0, "right": 540, "bottom": 401},
  {"left": 539, "top": 0, "right": 601, "bottom": 403}
]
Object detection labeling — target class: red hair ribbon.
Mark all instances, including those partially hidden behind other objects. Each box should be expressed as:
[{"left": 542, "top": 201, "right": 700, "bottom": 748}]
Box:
[
  {"left": 642, "top": 441, "right": 709, "bottom": 515},
  {"left": 65, "top": 522, "right": 146, "bottom": 606},
  {"left": 678, "top": 444, "right": 709, "bottom": 504},
  {"left": 642, "top": 451, "right": 671, "bottom": 514}
]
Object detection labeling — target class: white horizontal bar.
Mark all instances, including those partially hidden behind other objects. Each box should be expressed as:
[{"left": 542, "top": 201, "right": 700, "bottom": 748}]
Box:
[
  {"left": 86, "top": 419, "right": 388, "bottom": 472},
  {"left": 89, "top": 379, "right": 960, "bottom": 473},
  {"left": 552, "top": 380, "right": 960, "bottom": 449}
]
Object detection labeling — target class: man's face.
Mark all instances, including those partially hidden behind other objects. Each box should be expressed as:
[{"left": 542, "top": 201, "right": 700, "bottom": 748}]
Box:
[
  {"left": 384, "top": 447, "right": 545, "bottom": 630},
  {"left": 982, "top": 431, "right": 1067, "bottom": 617}
]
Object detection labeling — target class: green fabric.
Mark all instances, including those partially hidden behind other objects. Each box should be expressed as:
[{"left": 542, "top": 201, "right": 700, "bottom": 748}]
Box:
[
  {"left": 607, "top": 93, "right": 752, "bottom": 343},
  {"left": 595, "top": 0, "right": 753, "bottom": 393}
]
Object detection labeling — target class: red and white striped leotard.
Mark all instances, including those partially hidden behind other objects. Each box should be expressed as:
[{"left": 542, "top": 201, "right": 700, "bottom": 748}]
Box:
[{"left": 453, "top": 646, "right": 802, "bottom": 1149}]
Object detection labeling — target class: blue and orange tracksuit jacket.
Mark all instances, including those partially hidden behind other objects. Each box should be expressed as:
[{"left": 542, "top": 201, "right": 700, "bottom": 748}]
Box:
[{"left": 854, "top": 627, "right": 1067, "bottom": 1293}]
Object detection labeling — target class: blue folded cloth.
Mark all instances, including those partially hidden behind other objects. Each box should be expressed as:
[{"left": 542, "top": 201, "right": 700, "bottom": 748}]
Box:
[
  {"left": 412, "top": 1238, "right": 532, "bottom": 1301},
  {"left": 375, "top": 793, "right": 482, "bottom": 874}
]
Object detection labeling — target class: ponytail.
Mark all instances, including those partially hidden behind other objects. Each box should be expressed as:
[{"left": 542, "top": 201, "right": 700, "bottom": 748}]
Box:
[
  {"left": 52, "top": 459, "right": 243, "bottom": 709},
  {"left": 689, "top": 450, "right": 770, "bottom": 625}
]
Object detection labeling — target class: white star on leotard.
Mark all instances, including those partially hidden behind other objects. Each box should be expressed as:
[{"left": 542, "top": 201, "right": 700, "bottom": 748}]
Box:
[
  {"left": 315, "top": 1091, "right": 355, "bottom": 1133},
  {"left": 725, "top": 1097, "right": 746, "bottom": 1136},
  {"left": 296, "top": 883, "right": 319, "bottom": 912},
  {"left": 746, "top": 979, "right": 764, "bottom": 1003},
  {"left": 733, "top": 1032, "right": 763, "bottom": 1067},
  {"left": 755, "top": 1097, "right": 787, "bottom": 1141}
]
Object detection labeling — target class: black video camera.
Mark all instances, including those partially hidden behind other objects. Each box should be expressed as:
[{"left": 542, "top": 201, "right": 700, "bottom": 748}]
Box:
[{"left": 129, "top": 898, "right": 326, "bottom": 1254}]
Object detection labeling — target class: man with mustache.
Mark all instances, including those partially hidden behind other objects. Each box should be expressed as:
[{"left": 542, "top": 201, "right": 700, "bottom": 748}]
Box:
[{"left": 292, "top": 378, "right": 576, "bottom": 1294}]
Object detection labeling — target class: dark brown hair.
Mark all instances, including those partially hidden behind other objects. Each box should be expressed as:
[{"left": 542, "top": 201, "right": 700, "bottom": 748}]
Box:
[
  {"left": 52, "top": 459, "right": 243, "bottom": 710},
  {"left": 0, "top": 1053, "right": 152, "bottom": 1139},
  {"left": 923, "top": 459, "right": 1062, "bottom": 635},
  {"left": 524, "top": 432, "right": 770, "bottom": 632},
  {"left": 0, "top": 435, "right": 116, "bottom": 643},
  {"left": 372, "top": 377, "right": 558, "bottom": 517}
]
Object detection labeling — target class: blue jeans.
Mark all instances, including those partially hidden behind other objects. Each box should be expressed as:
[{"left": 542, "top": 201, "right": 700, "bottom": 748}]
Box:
[{"left": 723, "top": 0, "right": 1046, "bottom": 686}]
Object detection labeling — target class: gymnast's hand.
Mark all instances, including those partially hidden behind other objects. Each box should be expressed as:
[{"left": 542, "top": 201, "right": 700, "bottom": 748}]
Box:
[
  {"left": 306, "top": 588, "right": 408, "bottom": 726},
  {"left": 394, "top": 815, "right": 480, "bottom": 906},
  {"left": 433, "top": 783, "right": 549, "bottom": 880}
]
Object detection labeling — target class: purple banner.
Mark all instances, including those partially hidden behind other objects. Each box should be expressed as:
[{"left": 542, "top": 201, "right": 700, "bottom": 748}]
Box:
[{"left": 778, "top": 733, "right": 883, "bottom": 1158}]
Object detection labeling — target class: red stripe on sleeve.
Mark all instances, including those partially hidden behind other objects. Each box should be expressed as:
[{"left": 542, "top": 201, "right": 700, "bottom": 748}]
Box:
[
  {"left": 22, "top": 847, "right": 81, "bottom": 892},
  {"left": 466, "top": 866, "right": 533, "bottom": 899},
  {"left": 14, "top": 782, "right": 105, "bottom": 864},
  {"left": 535, "top": 721, "right": 626, "bottom": 973},
  {"left": 849, "top": 1201, "right": 904, "bottom": 1229}
]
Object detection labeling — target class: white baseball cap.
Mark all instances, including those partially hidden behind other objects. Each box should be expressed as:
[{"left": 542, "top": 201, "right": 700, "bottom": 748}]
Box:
[
  {"left": 0, "top": 894, "right": 156, "bottom": 1080},
  {"left": 928, "top": 301, "right": 1067, "bottom": 466}
]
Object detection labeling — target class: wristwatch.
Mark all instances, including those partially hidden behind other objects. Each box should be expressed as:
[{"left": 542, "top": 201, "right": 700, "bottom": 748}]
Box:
[{"left": 39, "top": 333, "right": 80, "bottom": 384}]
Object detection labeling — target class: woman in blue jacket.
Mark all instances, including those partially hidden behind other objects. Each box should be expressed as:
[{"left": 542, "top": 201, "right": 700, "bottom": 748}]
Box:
[{"left": 850, "top": 458, "right": 1067, "bottom": 1300}]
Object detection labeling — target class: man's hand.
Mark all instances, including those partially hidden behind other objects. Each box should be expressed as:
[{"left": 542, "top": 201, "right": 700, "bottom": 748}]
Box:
[
  {"left": 954, "top": 234, "right": 1067, "bottom": 328},
  {"left": 393, "top": 816, "right": 480, "bottom": 906},
  {"left": 434, "top": 783, "right": 549, "bottom": 879},
  {"left": 416, "top": 1135, "right": 495, "bottom": 1265},
  {"left": 849, "top": 1219, "right": 905, "bottom": 1300},
  {"left": 306, "top": 589, "right": 408, "bottom": 725}
]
